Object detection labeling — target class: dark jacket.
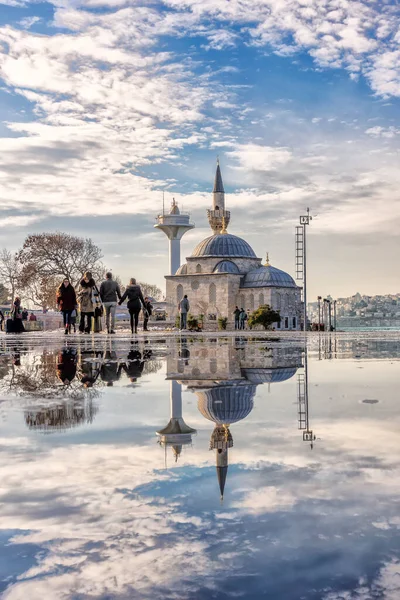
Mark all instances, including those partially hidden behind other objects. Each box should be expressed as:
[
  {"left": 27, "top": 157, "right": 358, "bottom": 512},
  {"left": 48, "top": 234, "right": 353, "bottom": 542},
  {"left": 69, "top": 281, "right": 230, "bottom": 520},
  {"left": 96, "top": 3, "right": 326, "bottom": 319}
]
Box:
[
  {"left": 143, "top": 300, "right": 153, "bottom": 317},
  {"left": 119, "top": 285, "right": 145, "bottom": 310},
  {"left": 56, "top": 283, "right": 77, "bottom": 311},
  {"left": 99, "top": 279, "right": 121, "bottom": 303}
]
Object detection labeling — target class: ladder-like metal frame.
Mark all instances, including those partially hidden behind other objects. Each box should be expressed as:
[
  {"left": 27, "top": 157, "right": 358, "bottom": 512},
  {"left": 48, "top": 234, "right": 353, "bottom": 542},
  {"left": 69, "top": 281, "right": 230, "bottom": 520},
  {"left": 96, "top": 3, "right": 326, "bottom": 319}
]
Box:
[{"left": 295, "top": 225, "right": 304, "bottom": 281}]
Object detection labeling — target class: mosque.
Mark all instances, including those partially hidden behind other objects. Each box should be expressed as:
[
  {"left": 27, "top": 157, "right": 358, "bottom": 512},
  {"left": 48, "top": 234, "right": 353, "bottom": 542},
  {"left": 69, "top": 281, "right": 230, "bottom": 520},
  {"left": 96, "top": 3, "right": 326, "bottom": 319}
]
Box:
[{"left": 158, "top": 161, "right": 303, "bottom": 330}]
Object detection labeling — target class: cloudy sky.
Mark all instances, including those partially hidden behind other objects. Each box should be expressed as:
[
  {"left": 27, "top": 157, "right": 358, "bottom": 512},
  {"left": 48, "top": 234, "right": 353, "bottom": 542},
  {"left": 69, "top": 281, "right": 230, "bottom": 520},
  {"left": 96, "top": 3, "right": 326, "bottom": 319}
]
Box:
[{"left": 0, "top": 0, "right": 400, "bottom": 298}]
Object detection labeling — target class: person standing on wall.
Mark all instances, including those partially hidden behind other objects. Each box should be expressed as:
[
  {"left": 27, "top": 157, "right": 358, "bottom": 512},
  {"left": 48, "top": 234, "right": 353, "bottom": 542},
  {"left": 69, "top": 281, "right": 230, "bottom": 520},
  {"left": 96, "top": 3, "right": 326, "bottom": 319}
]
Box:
[
  {"left": 118, "top": 278, "right": 145, "bottom": 334},
  {"left": 233, "top": 306, "right": 240, "bottom": 330},
  {"left": 77, "top": 272, "right": 97, "bottom": 334},
  {"left": 56, "top": 278, "right": 77, "bottom": 335},
  {"left": 143, "top": 296, "right": 153, "bottom": 332},
  {"left": 239, "top": 307, "right": 246, "bottom": 330},
  {"left": 178, "top": 294, "right": 189, "bottom": 330},
  {"left": 99, "top": 272, "right": 121, "bottom": 334}
]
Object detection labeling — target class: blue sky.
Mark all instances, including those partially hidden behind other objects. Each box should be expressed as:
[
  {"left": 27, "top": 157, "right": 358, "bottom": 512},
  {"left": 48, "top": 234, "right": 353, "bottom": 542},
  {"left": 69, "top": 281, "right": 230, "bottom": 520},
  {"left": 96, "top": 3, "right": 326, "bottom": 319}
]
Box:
[{"left": 0, "top": 0, "right": 400, "bottom": 297}]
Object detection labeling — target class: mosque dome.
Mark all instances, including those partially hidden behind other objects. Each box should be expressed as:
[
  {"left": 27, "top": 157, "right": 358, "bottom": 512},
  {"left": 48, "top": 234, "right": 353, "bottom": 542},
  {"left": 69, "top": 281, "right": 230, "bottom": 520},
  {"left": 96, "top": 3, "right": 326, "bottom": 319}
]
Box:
[
  {"left": 175, "top": 264, "right": 187, "bottom": 275},
  {"left": 197, "top": 384, "right": 256, "bottom": 425},
  {"left": 191, "top": 234, "right": 257, "bottom": 259},
  {"left": 243, "top": 367, "right": 298, "bottom": 384},
  {"left": 242, "top": 264, "right": 297, "bottom": 288},
  {"left": 213, "top": 260, "right": 240, "bottom": 274}
]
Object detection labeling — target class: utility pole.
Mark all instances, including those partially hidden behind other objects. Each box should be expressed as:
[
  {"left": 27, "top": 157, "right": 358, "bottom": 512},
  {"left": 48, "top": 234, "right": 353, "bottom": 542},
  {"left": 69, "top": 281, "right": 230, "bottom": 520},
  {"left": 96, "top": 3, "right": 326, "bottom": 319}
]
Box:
[{"left": 295, "top": 208, "right": 312, "bottom": 331}]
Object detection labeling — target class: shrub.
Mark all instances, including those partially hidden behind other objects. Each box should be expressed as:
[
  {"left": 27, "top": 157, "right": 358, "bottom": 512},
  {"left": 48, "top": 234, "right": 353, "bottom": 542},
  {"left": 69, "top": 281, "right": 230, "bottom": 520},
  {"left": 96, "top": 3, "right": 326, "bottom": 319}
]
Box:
[
  {"left": 217, "top": 316, "right": 228, "bottom": 330},
  {"left": 248, "top": 305, "right": 281, "bottom": 330},
  {"left": 187, "top": 314, "right": 198, "bottom": 330}
]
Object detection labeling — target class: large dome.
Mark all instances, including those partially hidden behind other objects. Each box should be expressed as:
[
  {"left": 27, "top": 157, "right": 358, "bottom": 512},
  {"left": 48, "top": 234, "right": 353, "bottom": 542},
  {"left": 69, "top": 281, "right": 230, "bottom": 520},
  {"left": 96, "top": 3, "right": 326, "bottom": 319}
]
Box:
[
  {"left": 196, "top": 384, "right": 255, "bottom": 424},
  {"left": 242, "top": 265, "right": 297, "bottom": 288},
  {"left": 191, "top": 233, "right": 257, "bottom": 258}
]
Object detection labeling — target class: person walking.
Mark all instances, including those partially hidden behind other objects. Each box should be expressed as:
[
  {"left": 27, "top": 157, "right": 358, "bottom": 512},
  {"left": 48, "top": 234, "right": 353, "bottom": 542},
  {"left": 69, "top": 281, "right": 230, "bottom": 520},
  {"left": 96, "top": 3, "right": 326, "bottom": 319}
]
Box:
[
  {"left": 178, "top": 295, "right": 190, "bottom": 330},
  {"left": 143, "top": 296, "right": 153, "bottom": 331},
  {"left": 77, "top": 272, "right": 97, "bottom": 334},
  {"left": 233, "top": 306, "right": 240, "bottom": 330},
  {"left": 99, "top": 272, "right": 121, "bottom": 334},
  {"left": 21, "top": 308, "right": 28, "bottom": 321},
  {"left": 56, "top": 278, "right": 77, "bottom": 335},
  {"left": 118, "top": 278, "right": 145, "bottom": 334}
]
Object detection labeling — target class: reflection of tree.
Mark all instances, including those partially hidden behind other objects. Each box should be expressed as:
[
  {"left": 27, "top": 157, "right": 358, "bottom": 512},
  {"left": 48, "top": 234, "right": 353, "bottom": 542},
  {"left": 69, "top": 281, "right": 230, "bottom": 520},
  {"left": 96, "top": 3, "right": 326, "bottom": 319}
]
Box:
[{"left": 24, "top": 398, "right": 97, "bottom": 432}]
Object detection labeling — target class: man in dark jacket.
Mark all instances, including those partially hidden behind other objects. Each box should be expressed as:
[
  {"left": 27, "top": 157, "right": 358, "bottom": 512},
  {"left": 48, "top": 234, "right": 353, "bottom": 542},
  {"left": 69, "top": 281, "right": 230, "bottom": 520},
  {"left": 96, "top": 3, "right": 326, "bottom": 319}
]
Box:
[
  {"left": 178, "top": 295, "right": 189, "bottom": 330},
  {"left": 233, "top": 306, "right": 240, "bottom": 330},
  {"left": 143, "top": 297, "right": 153, "bottom": 331},
  {"left": 100, "top": 272, "right": 121, "bottom": 334}
]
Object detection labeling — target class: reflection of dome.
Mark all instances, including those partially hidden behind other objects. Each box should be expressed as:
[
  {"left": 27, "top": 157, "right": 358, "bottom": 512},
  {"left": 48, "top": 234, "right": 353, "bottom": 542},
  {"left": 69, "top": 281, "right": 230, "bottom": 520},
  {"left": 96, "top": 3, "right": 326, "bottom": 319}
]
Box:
[
  {"left": 213, "top": 260, "right": 240, "bottom": 274},
  {"left": 191, "top": 234, "right": 257, "bottom": 258},
  {"left": 242, "top": 264, "right": 296, "bottom": 288},
  {"left": 175, "top": 264, "right": 187, "bottom": 275},
  {"left": 243, "top": 367, "right": 298, "bottom": 383},
  {"left": 197, "top": 383, "right": 256, "bottom": 424}
]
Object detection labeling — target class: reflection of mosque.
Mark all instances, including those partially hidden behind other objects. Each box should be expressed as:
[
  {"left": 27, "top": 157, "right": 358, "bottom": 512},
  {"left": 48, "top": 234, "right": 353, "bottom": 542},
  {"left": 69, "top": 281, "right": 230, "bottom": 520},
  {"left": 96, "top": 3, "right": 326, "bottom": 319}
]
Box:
[{"left": 159, "top": 340, "right": 312, "bottom": 499}]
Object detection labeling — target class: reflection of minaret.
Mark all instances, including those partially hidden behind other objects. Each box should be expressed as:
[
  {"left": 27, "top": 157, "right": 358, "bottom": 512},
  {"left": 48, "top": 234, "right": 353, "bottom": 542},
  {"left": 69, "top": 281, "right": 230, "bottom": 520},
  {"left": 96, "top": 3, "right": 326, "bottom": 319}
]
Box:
[
  {"left": 207, "top": 159, "right": 231, "bottom": 234},
  {"left": 210, "top": 424, "right": 233, "bottom": 501},
  {"left": 154, "top": 198, "right": 195, "bottom": 276},
  {"left": 157, "top": 380, "right": 196, "bottom": 461},
  {"left": 297, "top": 350, "right": 316, "bottom": 448}
]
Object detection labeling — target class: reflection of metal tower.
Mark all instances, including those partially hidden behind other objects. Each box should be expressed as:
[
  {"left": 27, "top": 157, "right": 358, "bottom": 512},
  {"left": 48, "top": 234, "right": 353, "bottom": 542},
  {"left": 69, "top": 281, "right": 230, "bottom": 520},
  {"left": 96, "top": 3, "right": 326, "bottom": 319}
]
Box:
[
  {"left": 155, "top": 198, "right": 195, "bottom": 276},
  {"left": 157, "top": 380, "right": 196, "bottom": 462},
  {"left": 297, "top": 350, "right": 316, "bottom": 448}
]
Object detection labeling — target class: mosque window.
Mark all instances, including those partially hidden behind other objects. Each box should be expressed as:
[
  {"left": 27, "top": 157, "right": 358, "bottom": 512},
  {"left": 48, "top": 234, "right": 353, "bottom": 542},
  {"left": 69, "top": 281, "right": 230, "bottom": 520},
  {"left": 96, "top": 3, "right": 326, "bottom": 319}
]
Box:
[
  {"left": 249, "top": 294, "right": 254, "bottom": 310},
  {"left": 292, "top": 317, "right": 297, "bottom": 329},
  {"left": 284, "top": 317, "right": 289, "bottom": 329},
  {"left": 209, "top": 283, "right": 217, "bottom": 303},
  {"left": 277, "top": 320, "right": 281, "bottom": 329},
  {"left": 177, "top": 284, "right": 183, "bottom": 302},
  {"left": 276, "top": 293, "right": 281, "bottom": 309},
  {"left": 259, "top": 293, "right": 264, "bottom": 306},
  {"left": 191, "top": 280, "right": 199, "bottom": 290},
  {"left": 210, "top": 359, "right": 217, "bottom": 374},
  {"left": 284, "top": 294, "right": 290, "bottom": 310},
  {"left": 196, "top": 264, "right": 202, "bottom": 273}
]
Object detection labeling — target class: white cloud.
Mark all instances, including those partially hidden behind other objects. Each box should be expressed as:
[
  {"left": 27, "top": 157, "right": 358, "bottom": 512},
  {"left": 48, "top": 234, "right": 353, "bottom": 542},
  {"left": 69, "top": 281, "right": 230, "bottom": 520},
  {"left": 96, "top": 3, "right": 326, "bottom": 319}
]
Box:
[{"left": 227, "top": 143, "right": 292, "bottom": 172}]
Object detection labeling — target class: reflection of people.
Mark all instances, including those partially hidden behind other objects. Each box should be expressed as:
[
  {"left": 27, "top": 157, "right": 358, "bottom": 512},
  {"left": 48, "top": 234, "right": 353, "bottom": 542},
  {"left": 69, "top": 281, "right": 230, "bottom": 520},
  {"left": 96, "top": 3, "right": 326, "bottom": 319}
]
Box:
[
  {"left": 80, "top": 349, "right": 102, "bottom": 387},
  {"left": 100, "top": 350, "right": 123, "bottom": 386},
  {"left": 56, "top": 278, "right": 77, "bottom": 335},
  {"left": 57, "top": 349, "right": 77, "bottom": 385},
  {"left": 119, "top": 278, "right": 145, "bottom": 334},
  {"left": 121, "top": 348, "right": 144, "bottom": 382},
  {"left": 178, "top": 295, "right": 189, "bottom": 330}
]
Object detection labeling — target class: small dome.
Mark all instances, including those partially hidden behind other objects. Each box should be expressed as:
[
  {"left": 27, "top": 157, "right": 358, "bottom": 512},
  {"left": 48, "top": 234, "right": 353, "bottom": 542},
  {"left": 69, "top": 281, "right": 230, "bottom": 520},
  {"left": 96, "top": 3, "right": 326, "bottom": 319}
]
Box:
[
  {"left": 242, "top": 265, "right": 296, "bottom": 288},
  {"left": 213, "top": 260, "right": 240, "bottom": 274},
  {"left": 196, "top": 384, "right": 255, "bottom": 425},
  {"left": 170, "top": 200, "right": 180, "bottom": 215},
  {"left": 191, "top": 233, "right": 257, "bottom": 258},
  {"left": 243, "top": 367, "right": 298, "bottom": 384},
  {"left": 175, "top": 264, "right": 187, "bottom": 275}
]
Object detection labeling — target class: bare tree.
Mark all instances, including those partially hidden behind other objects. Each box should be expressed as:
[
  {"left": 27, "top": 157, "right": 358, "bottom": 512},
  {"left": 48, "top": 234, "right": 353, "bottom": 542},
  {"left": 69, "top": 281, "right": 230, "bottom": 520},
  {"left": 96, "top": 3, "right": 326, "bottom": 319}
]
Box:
[
  {"left": 22, "top": 271, "right": 59, "bottom": 310},
  {"left": 19, "top": 233, "right": 103, "bottom": 288},
  {"left": 137, "top": 281, "right": 163, "bottom": 301},
  {"left": 0, "top": 249, "right": 23, "bottom": 301}
]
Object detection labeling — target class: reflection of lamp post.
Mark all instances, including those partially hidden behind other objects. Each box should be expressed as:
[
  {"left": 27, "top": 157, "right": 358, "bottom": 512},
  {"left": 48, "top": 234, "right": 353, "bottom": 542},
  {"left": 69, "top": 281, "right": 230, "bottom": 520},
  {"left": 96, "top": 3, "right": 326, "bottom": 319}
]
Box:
[{"left": 317, "top": 296, "right": 322, "bottom": 332}]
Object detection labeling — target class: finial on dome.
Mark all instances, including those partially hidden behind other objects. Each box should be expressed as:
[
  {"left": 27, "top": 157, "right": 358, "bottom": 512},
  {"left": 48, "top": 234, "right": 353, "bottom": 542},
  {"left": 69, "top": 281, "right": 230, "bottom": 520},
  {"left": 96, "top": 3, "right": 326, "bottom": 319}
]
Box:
[
  {"left": 264, "top": 252, "right": 270, "bottom": 266},
  {"left": 220, "top": 216, "right": 228, "bottom": 234}
]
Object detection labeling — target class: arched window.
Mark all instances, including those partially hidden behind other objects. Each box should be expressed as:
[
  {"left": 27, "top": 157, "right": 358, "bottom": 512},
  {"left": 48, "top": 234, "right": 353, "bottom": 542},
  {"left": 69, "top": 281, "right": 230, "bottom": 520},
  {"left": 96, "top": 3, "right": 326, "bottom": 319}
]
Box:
[
  {"left": 209, "top": 283, "right": 216, "bottom": 303},
  {"left": 259, "top": 293, "right": 264, "bottom": 306},
  {"left": 176, "top": 284, "right": 183, "bottom": 303},
  {"left": 284, "top": 294, "right": 289, "bottom": 310},
  {"left": 240, "top": 295, "right": 245, "bottom": 309},
  {"left": 196, "top": 264, "right": 202, "bottom": 273},
  {"left": 249, "top": 294, "right": 254, "bottom": 310},
  {"left": 275, "top": 293, "right": 281, "bottom": 309},
  {"left": 210, "top": 358, "right": 217, "bottom": 374}
]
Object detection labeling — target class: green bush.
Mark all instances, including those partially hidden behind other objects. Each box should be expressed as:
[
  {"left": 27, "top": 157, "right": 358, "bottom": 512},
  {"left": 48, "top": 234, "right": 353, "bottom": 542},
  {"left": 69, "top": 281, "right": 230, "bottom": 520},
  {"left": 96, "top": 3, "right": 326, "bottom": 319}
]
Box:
[
  {"left": 217, "top": 316, "right": 228, "bottom": 330},
  {"left": 187, "top": 314, "right": 198, "bottom": 330},
  {"left": 248, "top": 305, "right": 281, "bottom": 330}
]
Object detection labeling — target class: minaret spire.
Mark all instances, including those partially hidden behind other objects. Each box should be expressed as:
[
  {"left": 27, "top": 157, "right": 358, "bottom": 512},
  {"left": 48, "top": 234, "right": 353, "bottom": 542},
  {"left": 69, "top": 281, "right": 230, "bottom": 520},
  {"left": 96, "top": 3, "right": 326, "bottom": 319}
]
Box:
[
  {"left": 210, "top": 424, "right": 233, "bottom": 501},
  {"left": 207, "top": 158, "right": 231, "bottom": 234}
]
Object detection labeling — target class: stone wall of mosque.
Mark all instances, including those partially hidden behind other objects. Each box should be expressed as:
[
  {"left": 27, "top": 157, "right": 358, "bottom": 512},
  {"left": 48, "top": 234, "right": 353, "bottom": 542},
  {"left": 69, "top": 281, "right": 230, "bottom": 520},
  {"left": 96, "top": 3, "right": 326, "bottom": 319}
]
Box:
[
  {"left": 166, "top": 274, "right": 302, "bottom": 330},
  {"left": 184, "top": 256, "right": 261, "bottom": 275}
]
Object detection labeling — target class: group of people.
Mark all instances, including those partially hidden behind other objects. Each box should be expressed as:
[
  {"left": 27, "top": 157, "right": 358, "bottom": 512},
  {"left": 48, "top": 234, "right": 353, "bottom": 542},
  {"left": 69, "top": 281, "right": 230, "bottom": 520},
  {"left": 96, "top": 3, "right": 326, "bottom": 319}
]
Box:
[
  {"left": 56, "top": 272, "right": 153, "bottom": 335},
  {"left": 234, "top": 306, "right": 249, "bottom": 330}
]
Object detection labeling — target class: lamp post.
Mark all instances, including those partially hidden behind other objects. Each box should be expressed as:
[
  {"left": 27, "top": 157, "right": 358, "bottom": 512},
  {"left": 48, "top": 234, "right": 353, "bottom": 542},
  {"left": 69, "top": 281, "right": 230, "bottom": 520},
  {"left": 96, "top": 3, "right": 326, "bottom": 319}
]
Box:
[
  {"left": 333, "top": 300, "right": 337, "bottom": 331},
  {"left": 317, "top": 296, "right": 322, "bottom": 332}
]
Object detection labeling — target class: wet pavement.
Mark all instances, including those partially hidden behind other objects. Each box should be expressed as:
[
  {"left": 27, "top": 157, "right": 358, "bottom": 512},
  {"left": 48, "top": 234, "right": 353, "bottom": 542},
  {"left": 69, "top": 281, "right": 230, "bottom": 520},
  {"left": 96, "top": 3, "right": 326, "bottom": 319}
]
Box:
[{"left": 0, "top": 332, "right": 399, "bottom": 599}]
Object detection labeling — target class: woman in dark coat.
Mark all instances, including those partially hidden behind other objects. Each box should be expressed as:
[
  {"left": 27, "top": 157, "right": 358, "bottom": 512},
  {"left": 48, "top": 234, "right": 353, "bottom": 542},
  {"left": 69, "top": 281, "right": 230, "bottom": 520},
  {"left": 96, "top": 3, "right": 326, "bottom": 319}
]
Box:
[
  {"left": 119, "top": 278, "right": 145, "bottom": 334},
  {"left": 56, "top": 278, "right": 77, "bottom": 335},
  {"left": 12, "top": 296, "right": 25, "bottom": 333}
]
